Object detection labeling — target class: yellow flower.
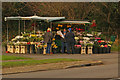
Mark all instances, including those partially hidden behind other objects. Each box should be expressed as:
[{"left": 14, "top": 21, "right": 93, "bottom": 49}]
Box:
[
  {"left": 52, "top": 38, "right": 55, "bottom": 41},
  {"left": 31, "top": 34, "right": 37, "bottom": 37},
  {"left": 100, "top": 45, "right": 104, "bottom": 47},
  {"left": 56, "top": 28, "right": 59, "bottom": 30},
  {"left": 108, "top": 44, "right": 111, "bottom": 47},
  {"left": 44, "top": 45, "right": 47, "bottom": 47}
]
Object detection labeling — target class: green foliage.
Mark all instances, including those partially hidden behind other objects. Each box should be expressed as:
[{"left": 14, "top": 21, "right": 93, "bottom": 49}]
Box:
[
  {"left": 20, "top": 38, "right": 28, "bottom": 42},
  {"left": 8, "top": 42, "right": 14, "bottom": 45},
  {"left": 2, "top": 2, "right": 119, "bottom": 42},
  {"left": 87, "top": 43, "right": 93, "bottom": 46},
  {"left": 2, "top": 58, "right": 80, "bottom": 68},
  {"left": 35, "top": 37, "right": 43, "bottom": 42},
  {"left": 22, "top": 33, "right": 29, "bottom": 37}
]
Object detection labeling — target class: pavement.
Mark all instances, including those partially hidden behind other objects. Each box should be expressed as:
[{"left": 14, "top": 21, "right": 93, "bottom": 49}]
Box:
[{"left": 2, "top": 52, "right": 119, "bottom": 78}]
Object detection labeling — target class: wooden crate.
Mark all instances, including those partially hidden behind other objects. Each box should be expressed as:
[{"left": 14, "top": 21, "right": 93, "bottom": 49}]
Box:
[
  {"left": 21, "top": 45, "right": 27, "bottom": 54},
  {"left": 15, "top": 45, "right": 21, "bottom": 53},
  {"left": 7, "top": 45, "right": 15, "bottom": 53},
  {"left": 81, "top": 46, "right": 86, "bottom": 54},
  {"left": 87, "top": 46, "right": 93, "bottom": 54}
]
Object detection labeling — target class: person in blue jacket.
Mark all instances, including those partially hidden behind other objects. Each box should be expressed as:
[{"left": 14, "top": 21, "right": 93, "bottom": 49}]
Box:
[{"left": 65, "top": 28, "right": 75, "bottom": 54}]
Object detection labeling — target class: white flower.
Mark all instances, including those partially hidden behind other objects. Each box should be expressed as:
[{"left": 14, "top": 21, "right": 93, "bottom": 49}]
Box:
[
  {"left": 97, "top": 32, "right": 101, "bottom": 36},
  {"left": 83, "top": 37, "right": 90, "bottom": 41},
  {"left": 87, "top": 34, "right": 93, "bottom": 36},
  {"left": 15, "top": 36, "right": 23, "bottom": 39}
]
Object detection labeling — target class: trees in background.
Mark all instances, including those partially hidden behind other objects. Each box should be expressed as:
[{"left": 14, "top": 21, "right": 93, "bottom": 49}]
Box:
[{"left": 2, "top": 2, "right": 120, "bottom": 41}]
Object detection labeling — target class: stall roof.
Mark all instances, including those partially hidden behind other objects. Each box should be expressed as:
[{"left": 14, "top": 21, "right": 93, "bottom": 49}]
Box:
[
  {"left": 4, "top": 15, "right": 65, "bottom": 22},
  {"left": 54, "top": 20, "right": 91, "bottom": 24}
]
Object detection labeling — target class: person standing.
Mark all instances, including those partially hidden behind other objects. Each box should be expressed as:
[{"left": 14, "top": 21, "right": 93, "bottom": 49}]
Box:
[
  {"left": 61, "top": 29, "right": 67, "bottom": 53},
  {"left": 55, "top": 31, "right": 62, "bottom": 53},
  {"left": 43, "top": 28, "right": 53, "bottom": 54},
  {"left": 65, "top": 28, "right": 75, "bottom": 54}
]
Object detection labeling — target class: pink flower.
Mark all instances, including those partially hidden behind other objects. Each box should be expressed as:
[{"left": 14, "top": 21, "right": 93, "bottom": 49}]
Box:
[
  {"left": 75, "top": 45, "right": 81, "bottom": 47},
  {"left": 95, "top": 37, "right": 101, "bottom": 39}
]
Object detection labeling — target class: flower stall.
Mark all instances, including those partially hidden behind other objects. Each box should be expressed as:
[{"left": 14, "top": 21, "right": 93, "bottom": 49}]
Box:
[{"left": 4, "top": 15, "right": 112, "bottom": 54}]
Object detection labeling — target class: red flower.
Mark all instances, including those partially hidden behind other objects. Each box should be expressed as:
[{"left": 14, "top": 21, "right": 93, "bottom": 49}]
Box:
[
  {"left": 91, "top": 23, "right": 96, "bottom": 27},
  {"left": 104, "top": 45, "right": 108, "bottom": 47},
  {"left": 6, "top": 51, "right": 9, "bottom": 53},
  {"left": 27, "top": 42, "right": 31, "bottom": 44}
]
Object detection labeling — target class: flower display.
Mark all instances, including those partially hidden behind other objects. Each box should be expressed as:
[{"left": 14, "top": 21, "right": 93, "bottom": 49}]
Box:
[
  {"left": 75, "top": 37, "right": 79, "bottom": 40},
  {"left": 100, "top": 45, "right": 104, "bottom": 47}
]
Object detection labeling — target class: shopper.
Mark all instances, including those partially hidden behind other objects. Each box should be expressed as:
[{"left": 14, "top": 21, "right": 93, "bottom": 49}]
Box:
[
  {"left": 55, "top": 31, "right": 62, "bottom": 53},
  {"left": 65, "top": 28, "right": 75, "bottom": 54},
  {"left": 61, "top": 29, "right": 67, "bottom": 53},
  {"left": 43, "top": 28, "right": 53, "bottom": 54}
]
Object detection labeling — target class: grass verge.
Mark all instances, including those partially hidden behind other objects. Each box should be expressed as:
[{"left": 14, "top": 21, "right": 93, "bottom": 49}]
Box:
[
  {"left": 2, "top": 55, "right": 31, "bottom": 60},
  {"left": 2, "top": 58, "right": 80, "bottom": 68}
]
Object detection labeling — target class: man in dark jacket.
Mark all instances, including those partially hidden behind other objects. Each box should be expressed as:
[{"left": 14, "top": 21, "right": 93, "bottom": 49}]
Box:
[
  {"left": 43, "top": 28, "right": 53, "bottom": 54},
  {"left": 65, "top": 28, "right": 75, "bottom": 54},
  {"left": 61, "top": 29, "right": 67, "bottom": 53}
]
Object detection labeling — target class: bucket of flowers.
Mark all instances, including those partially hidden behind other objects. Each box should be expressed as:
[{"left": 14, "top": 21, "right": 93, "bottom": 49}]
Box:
[
  {"left": 52, "top": 42, "right": 58, "bottom": 54},
  {"left": 36, "top": 43, "right": 43, "bottom": 54},
  {"left": 26, "top": 42, "right": 31, "bottom": 54},
  {"left": 93, "top": 42, "right": 99, "bottom": 54},
  {"left": 74, "top": 41, "right": 81, "bottom": 54},
  {"left": 107, "top": 41, "right": 112, "bottom": 53}
]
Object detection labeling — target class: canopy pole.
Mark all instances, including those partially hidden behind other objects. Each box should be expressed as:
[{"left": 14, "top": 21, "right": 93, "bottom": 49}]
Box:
[
  {"left": 7, "top": 21, "right": 9, "bottom": 43},
  {"left": 19, "top": 20, "right": 20, "bottom": 35},
  {"left": 24, "top": 20, "right": 25, "bottom": 33}
]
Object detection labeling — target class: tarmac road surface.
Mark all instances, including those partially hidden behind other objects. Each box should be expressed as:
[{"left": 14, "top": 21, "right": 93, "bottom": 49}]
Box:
[{"left": 2, "top": 52, "right": 119, "bottom": 78}]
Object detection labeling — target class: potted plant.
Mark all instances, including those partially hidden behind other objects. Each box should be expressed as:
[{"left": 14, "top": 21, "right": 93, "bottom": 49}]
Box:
[
  {"left": 37, "top": 44, "right": 43, "bottom": 54},
  {"left": 103, "top": 44, "right": 108, "bottom": 53},
  {"left": 26, "top": 42, "right": 31, "bottom": 54},
  {"left": 107, "top": 43, "right": 111, "bottom": 53},
  {"left": 74, "top": 44, "right": 81, "bottom": 54},
  {"left": 52, "top": 42, "right": 58, "bottom": 54},
  {"left": 93, "top": 43, "right": 99, "bottom": 54},
  {"left": 30, "top": 43, "right": 36, "bottom": 54},
  {"left": 99, "top": 45, "right": 104, "bottom": 54}
]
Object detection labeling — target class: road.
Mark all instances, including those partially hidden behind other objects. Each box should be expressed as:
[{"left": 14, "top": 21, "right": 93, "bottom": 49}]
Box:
[{"left": 2, "top": 52, "right": 118, "bottom": 78}]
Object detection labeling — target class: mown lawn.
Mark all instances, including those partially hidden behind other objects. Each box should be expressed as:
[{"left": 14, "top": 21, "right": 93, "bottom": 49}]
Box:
[
  {"left": 2, "top": 55, "right": 31, "bottom": 60},
  {"left": 2, "top": 58, "right": 80, "bottom": 68}
]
